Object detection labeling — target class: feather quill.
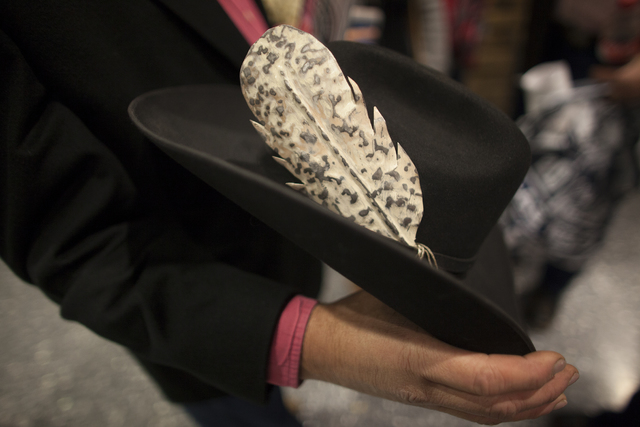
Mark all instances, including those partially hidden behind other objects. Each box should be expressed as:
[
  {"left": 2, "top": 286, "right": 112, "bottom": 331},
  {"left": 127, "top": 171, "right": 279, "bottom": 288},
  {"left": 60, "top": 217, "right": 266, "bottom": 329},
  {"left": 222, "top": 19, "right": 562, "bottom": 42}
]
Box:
[{"left": 240, "top": 25, "right": 424, "bottom": 251}]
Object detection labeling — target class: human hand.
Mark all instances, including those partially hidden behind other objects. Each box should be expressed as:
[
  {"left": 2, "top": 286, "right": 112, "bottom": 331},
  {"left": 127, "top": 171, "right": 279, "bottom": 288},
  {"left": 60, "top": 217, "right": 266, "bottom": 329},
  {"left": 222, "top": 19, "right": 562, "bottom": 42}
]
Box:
[
  {"left": 591, "top": 53, "right": 640, "bottom": 104},
  {"left": 300, "top": 291, "right": 579, "bottom": 425}
]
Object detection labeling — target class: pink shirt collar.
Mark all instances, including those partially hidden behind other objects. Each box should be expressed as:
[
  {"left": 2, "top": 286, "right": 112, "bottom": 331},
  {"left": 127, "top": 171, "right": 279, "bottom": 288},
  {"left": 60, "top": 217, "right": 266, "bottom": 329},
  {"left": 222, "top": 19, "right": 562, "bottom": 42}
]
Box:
[{"left": 217, "top": 0, "right": 269, "bottom": 45}]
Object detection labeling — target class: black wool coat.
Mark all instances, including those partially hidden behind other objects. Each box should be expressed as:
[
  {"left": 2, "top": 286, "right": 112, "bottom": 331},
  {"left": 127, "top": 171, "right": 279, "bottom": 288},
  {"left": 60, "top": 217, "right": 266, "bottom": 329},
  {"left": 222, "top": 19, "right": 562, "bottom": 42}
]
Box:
[{"left": 0, "top": 0, "right": 321, "bottom": 403}]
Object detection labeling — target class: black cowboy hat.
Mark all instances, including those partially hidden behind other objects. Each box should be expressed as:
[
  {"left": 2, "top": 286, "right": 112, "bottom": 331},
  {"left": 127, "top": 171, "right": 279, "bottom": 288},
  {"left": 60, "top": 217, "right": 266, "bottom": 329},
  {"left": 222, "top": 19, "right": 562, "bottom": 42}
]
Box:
[{"left": 128, "top": 36, "right": 534, "bottom": 355}]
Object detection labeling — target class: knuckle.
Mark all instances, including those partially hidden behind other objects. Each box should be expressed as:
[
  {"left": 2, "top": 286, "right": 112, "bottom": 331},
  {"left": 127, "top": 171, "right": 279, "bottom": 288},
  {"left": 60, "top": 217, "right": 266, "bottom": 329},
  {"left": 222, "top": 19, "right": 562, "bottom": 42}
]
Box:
[
  {"left": 396, "top": 386, "right": 428, "bottom": 406},
  {"left": 547, "top": 393, "right": 561, "bottom": 405},
  {"left": 399, "top": 344, "right": 425, "bottom": 377},
  {"left": 472, "top": 365, "right": 504, "bottom": 396},
  {"left": 488, "top": 401, "right": 520, "bottom": 420}
]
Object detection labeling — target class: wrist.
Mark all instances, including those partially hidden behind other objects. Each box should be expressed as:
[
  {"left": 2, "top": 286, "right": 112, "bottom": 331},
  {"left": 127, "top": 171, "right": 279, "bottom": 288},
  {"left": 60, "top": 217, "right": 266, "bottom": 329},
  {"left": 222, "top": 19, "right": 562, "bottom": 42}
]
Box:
[{"left": 299, "top": 302, "right": 338, "bottom": 382}]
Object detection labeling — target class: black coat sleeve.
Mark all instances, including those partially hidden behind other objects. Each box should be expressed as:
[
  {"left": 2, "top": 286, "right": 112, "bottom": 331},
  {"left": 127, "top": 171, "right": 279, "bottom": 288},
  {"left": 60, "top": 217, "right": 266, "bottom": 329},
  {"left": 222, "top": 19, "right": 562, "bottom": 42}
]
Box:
[{"left": 0, "top": 24, "right": 317, "bottom": 404}]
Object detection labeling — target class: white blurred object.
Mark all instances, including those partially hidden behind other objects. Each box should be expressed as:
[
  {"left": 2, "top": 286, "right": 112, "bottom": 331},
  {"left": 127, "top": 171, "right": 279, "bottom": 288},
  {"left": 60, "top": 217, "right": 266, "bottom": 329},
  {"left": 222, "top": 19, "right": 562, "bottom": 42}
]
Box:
[{"left": 520, "top": 60, "right": 574, "bottom": 114}]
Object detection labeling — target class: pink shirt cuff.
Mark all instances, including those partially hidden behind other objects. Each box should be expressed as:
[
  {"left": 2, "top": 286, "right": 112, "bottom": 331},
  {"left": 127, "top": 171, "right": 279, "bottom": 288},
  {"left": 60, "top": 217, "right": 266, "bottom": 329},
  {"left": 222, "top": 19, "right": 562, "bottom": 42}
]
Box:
[{"left": 267, "top": 295, "right": 318, "bottom": 387}]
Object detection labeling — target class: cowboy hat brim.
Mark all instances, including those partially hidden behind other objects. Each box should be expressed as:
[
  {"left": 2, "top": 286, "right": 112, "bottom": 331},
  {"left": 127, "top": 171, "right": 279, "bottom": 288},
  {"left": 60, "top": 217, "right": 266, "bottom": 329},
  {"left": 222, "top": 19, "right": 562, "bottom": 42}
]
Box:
[{"left": 128, "top": 84, "right": 534, "bottom": 355}]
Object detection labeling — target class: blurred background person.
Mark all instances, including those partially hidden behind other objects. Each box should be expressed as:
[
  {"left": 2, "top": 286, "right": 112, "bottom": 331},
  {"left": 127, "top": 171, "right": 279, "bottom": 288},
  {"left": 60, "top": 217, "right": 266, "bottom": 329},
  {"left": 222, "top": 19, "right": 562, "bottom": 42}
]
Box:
[{"left": 501, "top": 0, "right": 640, "bottom": 330}]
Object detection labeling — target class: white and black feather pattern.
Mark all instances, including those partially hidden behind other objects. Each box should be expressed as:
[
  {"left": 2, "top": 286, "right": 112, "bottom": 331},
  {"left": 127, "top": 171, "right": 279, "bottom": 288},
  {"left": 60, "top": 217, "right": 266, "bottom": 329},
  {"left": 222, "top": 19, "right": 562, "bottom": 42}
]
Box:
[{"left": 240, "top": 25, "right": 423, "bottom": 248}]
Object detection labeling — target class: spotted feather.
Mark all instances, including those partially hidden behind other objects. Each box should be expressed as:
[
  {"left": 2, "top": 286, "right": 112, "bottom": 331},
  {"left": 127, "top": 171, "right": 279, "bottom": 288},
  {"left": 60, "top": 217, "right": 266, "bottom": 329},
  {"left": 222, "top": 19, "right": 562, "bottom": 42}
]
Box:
[{"left": 240, "top": 25, "right": 424, "bottom": 249}]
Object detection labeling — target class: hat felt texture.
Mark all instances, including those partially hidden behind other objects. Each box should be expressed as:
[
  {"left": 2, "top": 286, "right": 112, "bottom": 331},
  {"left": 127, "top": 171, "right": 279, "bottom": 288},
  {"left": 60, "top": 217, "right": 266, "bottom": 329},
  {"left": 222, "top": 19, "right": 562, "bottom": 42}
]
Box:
[{"left": 128, "top": 39, "right": 535, "bottom": 355}]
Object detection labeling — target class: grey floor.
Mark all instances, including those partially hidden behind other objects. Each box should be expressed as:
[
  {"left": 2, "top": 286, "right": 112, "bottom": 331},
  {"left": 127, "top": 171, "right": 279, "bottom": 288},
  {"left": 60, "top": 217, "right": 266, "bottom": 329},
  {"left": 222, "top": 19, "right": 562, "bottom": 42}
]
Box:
[{"left": 2, "top": 191, "right": 639, "bottom": 426}]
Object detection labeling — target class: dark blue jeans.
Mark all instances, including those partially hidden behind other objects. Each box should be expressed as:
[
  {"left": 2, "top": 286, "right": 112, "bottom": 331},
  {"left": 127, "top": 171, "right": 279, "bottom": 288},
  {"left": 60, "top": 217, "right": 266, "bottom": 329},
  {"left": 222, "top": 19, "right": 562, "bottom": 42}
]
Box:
[{"left": 183, "top": 387, "right": 302, "bottom": 427}]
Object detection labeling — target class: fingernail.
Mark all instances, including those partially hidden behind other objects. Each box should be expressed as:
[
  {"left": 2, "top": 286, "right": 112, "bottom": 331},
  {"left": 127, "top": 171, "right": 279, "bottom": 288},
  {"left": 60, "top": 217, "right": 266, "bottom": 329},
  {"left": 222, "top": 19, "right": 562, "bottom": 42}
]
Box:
[
  {"left": 568, "top": 372, "right": 580, "bottom": 386},
  {"left": 553, "top": 359, "right": 566, "bottom": 375},
  {"left": 553, "top": 400, "right": 568, "bottom": 411}
]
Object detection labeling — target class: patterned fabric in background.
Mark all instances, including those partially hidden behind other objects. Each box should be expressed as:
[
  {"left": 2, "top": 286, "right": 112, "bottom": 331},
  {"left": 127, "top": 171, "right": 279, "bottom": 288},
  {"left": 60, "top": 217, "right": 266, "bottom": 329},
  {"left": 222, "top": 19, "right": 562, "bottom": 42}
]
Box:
[{"left": 500, "top": 84, "right": 639, "bottom": 274}]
